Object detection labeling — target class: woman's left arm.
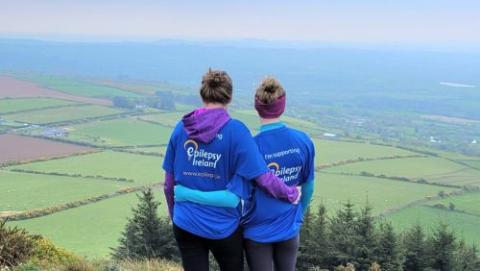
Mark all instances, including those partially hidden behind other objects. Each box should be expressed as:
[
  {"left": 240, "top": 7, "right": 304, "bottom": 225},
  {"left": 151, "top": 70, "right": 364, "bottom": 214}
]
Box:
[
  {"left": 300, "top": 180, "right": 314, "bottom": 212},
  {"left": 174, "top": 185, "right": 240, "bottom": 208}
]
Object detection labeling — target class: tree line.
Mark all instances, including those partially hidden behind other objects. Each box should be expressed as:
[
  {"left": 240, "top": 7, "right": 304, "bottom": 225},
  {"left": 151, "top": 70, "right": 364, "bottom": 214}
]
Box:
[{"left": 114, "top": 189, "right": 480, "bottom": 271}]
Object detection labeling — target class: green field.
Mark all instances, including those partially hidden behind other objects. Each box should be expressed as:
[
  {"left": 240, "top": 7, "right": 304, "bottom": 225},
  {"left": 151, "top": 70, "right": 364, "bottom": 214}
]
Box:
[
  {"left": 0, "top": 119, "right": 28, "bottom": 127},
  {"left": 4, "top": 105, "right": 123, "bottom": 124},
  {"left": 325, "top": 156, "right": 480, "bottom": 186},
  {"left": 387, "top": 205, "right": 480, "bottom": 247},
  {"left": 66, "top": 118, "right": 172, "bottom": 146},
  {"left": 0, "top": 170, "right": 126, "bottom": 212},
  {"left": 21, "top": 75, "right": 140, "bottom": 98},
  {"left": 314, "top": 173, "right": 458, "bottom": 215},
  {"left": 426, "top": 192, "right": 480, "bottom": 216},
  {"left": 8, "top": 151, "right": 164, "bottom": 185},
  {"left": 231, "top": 110, "right": 321, "bottom": 135},
  {"left": 315, "top": 140, "right": 416, "bottom": 166},
  {"left": 129, "top": 146, "right": 167, "bottom": 155},
  {"left": 138, "top": 112, "right": 185, "bottom": 127},
  {"left": 0, "top": 98, "right": 80, "bottom": 114},
  {"left": 460, "top": 159, "right": 480, "bottom": 170},
  {"left": 10, "top": 191, "right": 167, "bottom": 257},
  {"left": 3, "top": 75, "right": 480, "bottom": 259}
]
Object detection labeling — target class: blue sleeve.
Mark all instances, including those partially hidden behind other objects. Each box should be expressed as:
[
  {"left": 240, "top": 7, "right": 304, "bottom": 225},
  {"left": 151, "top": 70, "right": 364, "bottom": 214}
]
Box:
[
  {"left": 302, "top": 137, "right": 315, "bottom": 184},
  {"left": 300, "top": 180, "right": 314, "bottom": 212},
  {"left": 162, "top": 123, "right": 180, "bottom": 173},
  {"left": 232, "top": 122, "right": 268, "bottom": 180},
  {"left": 175, "top": 185, "right": 240, "bottom": 208}
]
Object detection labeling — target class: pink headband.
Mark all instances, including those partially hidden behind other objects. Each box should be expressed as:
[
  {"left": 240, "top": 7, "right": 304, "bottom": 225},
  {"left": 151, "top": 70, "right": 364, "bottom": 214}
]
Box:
[{"left": 254, "top": 94, "right": 286, "bottom": 119}]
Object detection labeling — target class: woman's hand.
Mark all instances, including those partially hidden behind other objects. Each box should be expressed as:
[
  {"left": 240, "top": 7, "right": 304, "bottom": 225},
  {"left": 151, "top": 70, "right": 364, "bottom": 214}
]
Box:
[{"left": 293, "top": 186, "right": 302, "bottom": 205}]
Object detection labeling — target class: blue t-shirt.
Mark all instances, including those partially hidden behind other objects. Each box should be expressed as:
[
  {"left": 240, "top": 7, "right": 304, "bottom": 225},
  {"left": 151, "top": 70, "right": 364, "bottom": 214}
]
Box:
[
  {"left": 243, "top": 124, "right": 315, "bottom": 243},
  {"left": 163, "top": 119, "right": 267, "bottom": 239}
]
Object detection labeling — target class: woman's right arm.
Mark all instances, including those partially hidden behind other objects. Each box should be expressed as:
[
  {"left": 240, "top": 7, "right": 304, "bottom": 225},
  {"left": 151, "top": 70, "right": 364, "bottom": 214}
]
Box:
[
  {"left": 162, "top": 124, "right": 180, "bottom": 219},
  {"left": 164, "top": 172, "right": 175, "bottom": 218}
]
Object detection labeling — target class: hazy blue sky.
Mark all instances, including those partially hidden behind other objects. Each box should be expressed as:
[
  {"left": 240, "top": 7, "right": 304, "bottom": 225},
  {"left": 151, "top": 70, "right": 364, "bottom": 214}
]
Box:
[{"left": 1, "top": 0, "right": 479, "bottom": 43}]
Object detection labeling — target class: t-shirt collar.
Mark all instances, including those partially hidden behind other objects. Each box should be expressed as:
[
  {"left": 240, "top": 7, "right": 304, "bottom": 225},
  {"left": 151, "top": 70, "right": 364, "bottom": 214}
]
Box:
[{"left": 259, "top": 122, "right": 286, "bottom": 133}]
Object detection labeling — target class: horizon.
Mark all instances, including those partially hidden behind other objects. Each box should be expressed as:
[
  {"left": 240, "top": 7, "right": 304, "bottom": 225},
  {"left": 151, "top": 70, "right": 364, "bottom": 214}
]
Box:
[{"left": 1, "top": 0, "right": 480, "bottom": 46}]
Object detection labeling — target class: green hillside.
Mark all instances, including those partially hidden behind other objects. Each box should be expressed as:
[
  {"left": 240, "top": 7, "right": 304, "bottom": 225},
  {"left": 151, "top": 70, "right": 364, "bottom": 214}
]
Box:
[{"left": 2, "top": 75, "right": 480, "bottom": 260}]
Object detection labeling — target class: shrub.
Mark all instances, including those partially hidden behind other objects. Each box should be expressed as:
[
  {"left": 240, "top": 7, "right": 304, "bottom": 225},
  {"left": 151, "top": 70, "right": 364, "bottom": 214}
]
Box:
[{"left": 0, "top": 220, "right": 35, "bottom": 268}]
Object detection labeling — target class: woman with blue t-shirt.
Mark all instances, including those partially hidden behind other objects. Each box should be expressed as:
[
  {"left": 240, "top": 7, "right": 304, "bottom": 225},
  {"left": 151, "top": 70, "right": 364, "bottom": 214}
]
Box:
[
  {"left": 163, "top": 69, "right": 301, "bottom": 271},
  {"left": 175, "top": 77, "right": 315, "bottom": 271}
]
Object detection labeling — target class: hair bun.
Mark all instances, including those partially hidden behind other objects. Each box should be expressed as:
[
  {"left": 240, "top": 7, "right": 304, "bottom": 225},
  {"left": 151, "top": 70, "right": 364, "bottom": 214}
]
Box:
[
  {"left": 263, "top": 78, "right": 278, "bottom": 93},
  {"left": 204, "top": 70, "right": 225, "bottom": 88}
]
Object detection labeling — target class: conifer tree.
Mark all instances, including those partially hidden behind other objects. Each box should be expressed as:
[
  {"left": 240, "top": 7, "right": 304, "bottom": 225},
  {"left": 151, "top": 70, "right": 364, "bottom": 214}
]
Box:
[
  {"left": 299, "top": 204, "right": 330, "bottom": 270},
  {"left": 429, "top": 223, "right": 457, "bottom": 271},
  {"left": 403, "top": 223, "right": 427, "bottom": 271},
  {"left": 112, "top": 188, "right": 178, "bottom": 260},
  {"left": 328, "top": 201, "right": 358, "bottom": 267},
  {"left": 377, "top": 222, "right": 404, "bottom": 271},
  {"left": 354, "top": 204, "right": 378, "bottom": 270},
  {"left": 453, "top": 240, "right": 480, "bottom": 271}
]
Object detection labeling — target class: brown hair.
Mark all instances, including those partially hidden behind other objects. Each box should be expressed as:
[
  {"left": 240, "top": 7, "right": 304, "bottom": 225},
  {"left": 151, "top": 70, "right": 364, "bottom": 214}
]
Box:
[
  {"left": 255, "top": 77, "right": 285, "bottom": 104},
  {"left": 200, "top": 68, "right": 233, "bottom": 105}
]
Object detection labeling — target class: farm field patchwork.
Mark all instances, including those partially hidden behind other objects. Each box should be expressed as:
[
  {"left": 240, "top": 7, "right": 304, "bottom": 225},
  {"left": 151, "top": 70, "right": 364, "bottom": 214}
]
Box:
[
  {"left": 4, "top": 105, "right": 123, "bottom": 124},
  {"left": 66, "top": 118, "right": 172, "bottom": 146},
  {"left": 0, "top": 76, "right": 111, "bottom": 105},
  {"left": 0, "top": 170, "right": 127, "bottom": 212},
  {"left": 313, "top": 173, "right": 458, "bottom": 216},
  {"left": 314, "top": 139, "right": 417, "bottom": 166},
  {"left": 459, "top": 159, "right": 480, "bottom": 170},
  {"left": 7, "top": 151, "right": 164, "bottom": 185},
  {"left": 138, "top": 112, "right": 187, "bottom": 127},
  {"left": 9, "top": 191, "right": 167, "bottom": 258},
  {"left": 128, "top": 146, "right": 166, "bottom": 155},
  {"left": 324, "top": 156, "right": 480, "bottom": 186},
  {"left": 387, "top": 205, "right": 480, "bottom": 248},
  {"left": 232, "top": 110, "right": 323, "bottom": 135},
  {"left": 0, "top": 134, "right": 94, "bottom": 165},
  {"left": 21, "top": 75, "right": 140, "bottom": 98},
  {"left": 0, "top": 98, "right": 80, "bottom": 114},
  {"left": 426, "top": 192, "right": 480, "bottom": 216}
]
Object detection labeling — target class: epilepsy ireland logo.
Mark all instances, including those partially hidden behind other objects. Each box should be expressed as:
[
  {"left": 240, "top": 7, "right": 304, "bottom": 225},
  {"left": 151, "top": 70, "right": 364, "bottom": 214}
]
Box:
[
  {"left": 184, "top": 139, "right": 222, "bottom": 168},
  {"left": 267, "top": 162, "right": 302, "bottom": 183}
]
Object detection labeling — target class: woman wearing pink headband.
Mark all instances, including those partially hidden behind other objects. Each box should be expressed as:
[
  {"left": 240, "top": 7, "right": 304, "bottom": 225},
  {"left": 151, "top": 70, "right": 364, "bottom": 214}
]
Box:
[{"left": 243, "top": 77, "right": 315, "bottom": 271}]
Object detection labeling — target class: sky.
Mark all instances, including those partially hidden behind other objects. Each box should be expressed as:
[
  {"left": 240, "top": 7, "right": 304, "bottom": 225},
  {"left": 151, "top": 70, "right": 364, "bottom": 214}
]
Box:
[{"left": 1, "top": 0, "right": 479, "bottom": 44}]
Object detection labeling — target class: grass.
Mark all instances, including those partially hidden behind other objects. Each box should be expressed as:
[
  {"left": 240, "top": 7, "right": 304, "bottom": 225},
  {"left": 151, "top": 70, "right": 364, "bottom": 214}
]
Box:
[
  {"left": 4, "top": 105, "right": 123, "bottom": 124},
  {"left": 138, "top": 112, "right": 186, "bottom": 127},
  {"left": 0, "top": 98, "right": 80, "bottom": 114},
  {"left": 22, "top": 74, "right": 140, "bottom": 98},
  {"left": 66, "top": 118, "right": 172, "bottom": 146},
  {"left": 8, "top": 151, "right": 164, "bottom": 185},
  {"left": 459, "top": 159, "right": 480, "bottom": 170},
  {"left": 426, "top": 192, "right": 480, "bottom": 216},
  {"left": 324, "top": 156, "right": 480, "bottom": 186},
  {"left": 231, "top": 110, "right": 323, "bottom": 135},
  {"left": 314, "top": 139, "right": 416, "bottom": 166},
  {"left": 9, "top": 191, "right": 167, "bottom": 258},
  {"left": 313, "top": 173, "right": 458, "bottom": 216},
  {"left": 129, "top": 146, "right": 167, "bottom": 155},
  {"left": 0, "top": 170, "right": 126, "bottom": 212},
  {"left": 387, "top": 205, "right": 480, "bottom": 248}
]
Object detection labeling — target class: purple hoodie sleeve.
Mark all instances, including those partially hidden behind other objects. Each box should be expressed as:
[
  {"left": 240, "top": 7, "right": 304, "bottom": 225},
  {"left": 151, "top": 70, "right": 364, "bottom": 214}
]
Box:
[
  {"left": 164, "top": 172, "right": 175, "bottom": 218},
  {"left": 255, "top": 172, "right": 299, "bottom": 203}
]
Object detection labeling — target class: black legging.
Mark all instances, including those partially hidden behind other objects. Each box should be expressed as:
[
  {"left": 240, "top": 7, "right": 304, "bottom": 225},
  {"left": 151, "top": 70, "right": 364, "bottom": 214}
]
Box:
[
  {"left": 244, "top": 235, "right": 300, "bottom": 271},
  {"left": 173, "top": 224, "right": 244, "bottom": 271}
]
